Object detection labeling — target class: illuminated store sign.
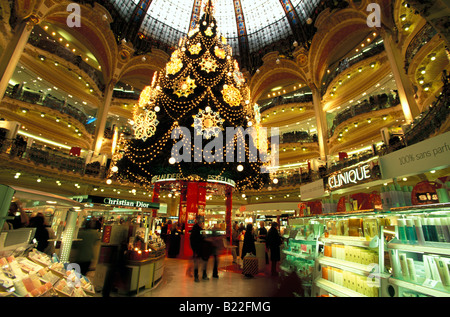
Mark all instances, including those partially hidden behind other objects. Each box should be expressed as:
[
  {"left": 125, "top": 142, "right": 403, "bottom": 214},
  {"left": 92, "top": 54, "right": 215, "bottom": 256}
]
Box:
[
  {"left": 73, "top": 195, "right": 159, "bottom": 209},
  {"left": 328, "top": 164, "right": 371, "bottom": 189},
  {"left": 151, "top": 173, "right": 236, "bottom": 187},
  {"left": 103, "top": 197, "right": 152, "bottom": 208}
]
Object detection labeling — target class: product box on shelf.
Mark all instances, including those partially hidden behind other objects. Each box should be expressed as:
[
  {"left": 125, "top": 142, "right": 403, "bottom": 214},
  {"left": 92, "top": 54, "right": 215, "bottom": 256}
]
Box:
[{"left": 0, "top": 248, "right": 96, "bottom": 297}]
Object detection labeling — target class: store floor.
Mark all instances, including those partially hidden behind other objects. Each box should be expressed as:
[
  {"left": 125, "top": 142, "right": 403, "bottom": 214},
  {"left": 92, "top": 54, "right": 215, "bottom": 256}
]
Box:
[{"left": 93, "top": 253, "right": 295, "bottom": 297}]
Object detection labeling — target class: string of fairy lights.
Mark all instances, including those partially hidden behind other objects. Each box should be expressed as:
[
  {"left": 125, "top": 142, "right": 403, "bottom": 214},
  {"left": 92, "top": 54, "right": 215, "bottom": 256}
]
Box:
[{"left": 108, "top": 4, "right": 269, "bottom": 191}]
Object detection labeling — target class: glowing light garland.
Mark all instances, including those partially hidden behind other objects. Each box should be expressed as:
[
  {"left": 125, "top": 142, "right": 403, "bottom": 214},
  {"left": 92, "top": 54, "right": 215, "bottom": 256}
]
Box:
[{"left": 113, "top": 5, "right": 268, "bottom": 191}]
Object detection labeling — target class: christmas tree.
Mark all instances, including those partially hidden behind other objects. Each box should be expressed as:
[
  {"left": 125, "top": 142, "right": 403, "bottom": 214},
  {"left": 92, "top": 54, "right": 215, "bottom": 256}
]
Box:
[{"left": 110, "top": 1, "right": 271, "bottom": 193}]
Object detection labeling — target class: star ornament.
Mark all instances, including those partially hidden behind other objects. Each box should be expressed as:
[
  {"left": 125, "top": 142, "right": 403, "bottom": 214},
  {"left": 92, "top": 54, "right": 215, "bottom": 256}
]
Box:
[
  {"left": 188, "top": 43, "right": 202, "bottom": 55},
  {"left": 173, "top": 76, "right": 197, "bottom": 98},
  {"left": 199, "top": 56, "right": 218, "bottom": 73},
  {"left": 204, "top": 27, "right": 213, "bottom": 37},
  {"left": 166, "top": 58, "right": 183, "bottom": 75},
  {"left": 133, "top": 110, "right": 159, "bottom": 141},
  {"left": 192, "top": 108, "right": 224, "bottom": 139},
  {"left": 221, "top": 84, "right": 242, "bottom": 107}
]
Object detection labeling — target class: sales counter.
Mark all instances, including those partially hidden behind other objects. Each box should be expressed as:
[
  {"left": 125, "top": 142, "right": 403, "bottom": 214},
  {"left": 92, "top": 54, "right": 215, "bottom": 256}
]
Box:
[{"left": 118, "top": 250, "right": 165, "bottom": 295}]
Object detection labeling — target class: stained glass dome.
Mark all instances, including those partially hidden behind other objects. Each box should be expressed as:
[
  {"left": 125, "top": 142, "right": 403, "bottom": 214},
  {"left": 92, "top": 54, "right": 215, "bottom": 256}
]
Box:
[{"left": 105, "top": 0, "right": 321, "bottom": 68}]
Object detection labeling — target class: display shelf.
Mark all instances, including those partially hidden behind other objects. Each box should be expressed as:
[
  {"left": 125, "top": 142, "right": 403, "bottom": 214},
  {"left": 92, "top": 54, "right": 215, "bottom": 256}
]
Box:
[
  {"left": 388, "top": 277, "right": 450, "bottom": 297},
  {"left": 320, "top": 235, "right": 375, "bottom": 248},
  {"left": 283, "top": 249, "right": 314, "bottom": 260},
  {"left": 314, "top": 277, "right": 368, "bottom": 297},
  {"left": 390, "top": 203, "right": 450, "bottom": 213},
  {"left": 388, "top": 239, "right": 450, "bottom": 256},
  {"left": 317, "top": 256, "right": 376, "bottom": 276}
]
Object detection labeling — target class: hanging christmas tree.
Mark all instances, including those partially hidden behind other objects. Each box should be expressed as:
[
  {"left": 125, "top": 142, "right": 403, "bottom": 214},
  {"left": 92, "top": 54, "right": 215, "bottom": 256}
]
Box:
[{"left": 111, "top": 1, "right": 271, "bottom": 192}]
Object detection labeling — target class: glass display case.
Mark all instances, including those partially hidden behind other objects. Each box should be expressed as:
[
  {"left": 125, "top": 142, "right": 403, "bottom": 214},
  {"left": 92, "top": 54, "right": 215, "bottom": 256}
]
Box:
[
  {"left": 299, "top": 202, "right": 450, "bottom": 297},
  {"left": 312, "top": 211, "right": 388, "bottom": 297},
  {"left": 383, "top": 204, "right": 450, "bottom": 297},
  {"left": 281, "top": 217, "right": 323, "bottom": 296}
]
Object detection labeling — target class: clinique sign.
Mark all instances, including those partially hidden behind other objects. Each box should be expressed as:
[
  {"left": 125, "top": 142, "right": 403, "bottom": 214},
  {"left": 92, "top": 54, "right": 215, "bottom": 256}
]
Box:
[{"left": 328, "top": 164, "right": 371, "bottom": 189}]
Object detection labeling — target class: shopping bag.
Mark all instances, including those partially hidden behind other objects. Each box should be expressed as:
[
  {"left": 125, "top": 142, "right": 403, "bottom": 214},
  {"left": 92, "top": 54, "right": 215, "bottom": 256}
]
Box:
[{"left": 242, "top": 253, "right": 258, "bottom": 276}]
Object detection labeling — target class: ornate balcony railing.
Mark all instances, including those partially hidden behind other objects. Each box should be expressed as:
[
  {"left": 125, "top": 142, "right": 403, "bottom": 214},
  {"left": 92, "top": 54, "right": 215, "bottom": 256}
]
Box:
[
  {"left": 260, "top": 93, "right": 313, "bottom": 113},
  {"left": 403, "top": 77, "right": 450, "bottom": 145},
  {"left": 404, "top": 23, "right": 437, "bottom": 73},
  {"left": 328, "top": 93, "right": 400, "bottom": 137},
  {"left": 4, "top": 85, "right": 96, "bottom": 135},
  {"left": 27, "top": 30, "right": 106, "bottom": 92},
  {"left": 0, "top": 137, "right": 107, "bottom": 178},
  {"left": 281, "top": 130, "right": 316, "bottom": 144},
  {"left": 320, "top": 40, "right": 385, "bottom": 97}
]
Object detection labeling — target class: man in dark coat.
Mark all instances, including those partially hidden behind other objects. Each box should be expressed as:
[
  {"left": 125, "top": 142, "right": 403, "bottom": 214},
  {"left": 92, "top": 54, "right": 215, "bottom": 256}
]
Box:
[
  {"left": 266, "top": 222, "right": 283, "bottom": 276},
  {"left": 190, "top": 217, "right": 208, "bottom": 282}
]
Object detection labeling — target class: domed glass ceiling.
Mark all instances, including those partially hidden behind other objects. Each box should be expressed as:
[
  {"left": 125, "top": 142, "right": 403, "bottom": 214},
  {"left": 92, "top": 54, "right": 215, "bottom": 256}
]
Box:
[{"left": 108, "top": 0, "right": 320, "bottom": 55}]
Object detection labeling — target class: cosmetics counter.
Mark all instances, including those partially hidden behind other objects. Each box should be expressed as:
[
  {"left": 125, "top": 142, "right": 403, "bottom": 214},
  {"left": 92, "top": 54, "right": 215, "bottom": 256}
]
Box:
[
  {"left": 281, "top": 218, "right": 322, "bottom": 296},
  {"left": 284, "top": 202, "right": 450, "bottom": 297},
  {"left": 0, "top": 185, "right": 96, "bottom": 297}
]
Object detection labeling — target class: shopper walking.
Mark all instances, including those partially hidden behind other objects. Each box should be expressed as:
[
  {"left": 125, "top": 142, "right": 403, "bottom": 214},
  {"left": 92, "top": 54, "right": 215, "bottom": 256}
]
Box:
[
  {"left": 168, "top": 222, "right": 182, "bottom": 258},
  {"left": 190, "top": 216, "right": 208, "bottom": 282},
  {"left": 258, "top": 221, "right": 269, "bottom": 264},
  {"left": 72, "top": 219, "right": 100, "bottom": 275},
  {"left": 266, "top": 222, "right": 283, "bottom": 276},
  {"left": 241, "top": 223, "right": 256, "bottom": 260}
]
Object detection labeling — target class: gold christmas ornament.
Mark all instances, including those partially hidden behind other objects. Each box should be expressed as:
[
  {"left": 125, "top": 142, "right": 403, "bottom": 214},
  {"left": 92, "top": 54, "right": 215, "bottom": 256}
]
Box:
[
  {"left": 166, "top": 58, "right": 183, "bottom": 75},
  {"left": 204, "top": 27, "right": 213, "bottom": 37},
  {"left": 133, "top": 110, "right": 159, "bottom": 141},
  {"left": 199, "top": 55, "right": 218, "bottom": 73},
  {"left": 214, "top": 46, "right": 226, "bottom": 59},
  {"left": 138, "top": 86, "right": 155, "bottom": 108},
  {"left": 192, "top": 108, "right": 224, "bottom": 139},
  {"left": 189, "top": 43, "right": 202, "bottom": 55},
  {"left": 173, "top": 76, "right": 197, "bottom": 98},
  {"left": 221, "top": 84, "right": 242, "bottom": 107}
]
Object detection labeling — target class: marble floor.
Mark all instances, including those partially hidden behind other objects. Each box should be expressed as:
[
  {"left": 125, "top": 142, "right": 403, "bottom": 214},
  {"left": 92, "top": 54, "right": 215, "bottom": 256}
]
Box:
[{"left": 135, "top": 254, "right": 281, "bottom": 298}]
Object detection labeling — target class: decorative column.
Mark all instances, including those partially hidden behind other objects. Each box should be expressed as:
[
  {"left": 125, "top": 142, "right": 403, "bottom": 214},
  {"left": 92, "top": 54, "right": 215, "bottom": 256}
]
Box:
[
  {"left": 0, "top": 16, "right": 39, "bottom": 101},
  {"left": 180, "top": 182, "right": 198, "bottom": 258},
  {"left": 381, "top": 28, "right": 420, "bottom": 123},
  {"left": 93, "top": 79, "right": 115, "bottom": 154},
  {"left": 151, "top": 183, "right": 160, "bottom": 218},
  {"left": 310, "top": 84, "right": 329, "bottom": 161}
]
